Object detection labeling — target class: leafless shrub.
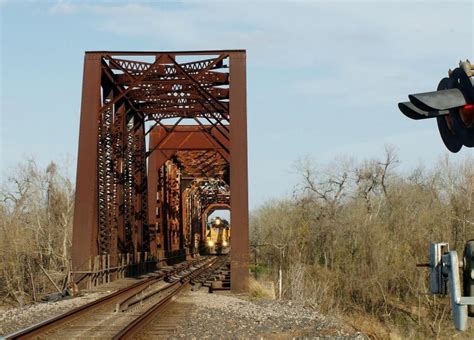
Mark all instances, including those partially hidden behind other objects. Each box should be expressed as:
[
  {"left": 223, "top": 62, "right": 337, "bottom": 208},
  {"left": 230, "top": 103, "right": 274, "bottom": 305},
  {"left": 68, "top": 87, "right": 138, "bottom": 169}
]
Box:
[
  {"left": 251, "top": 149, "right": 474, "bottom": 337},
  {"left": 0, "top": 159, "right": 74, "bottom": 306}
]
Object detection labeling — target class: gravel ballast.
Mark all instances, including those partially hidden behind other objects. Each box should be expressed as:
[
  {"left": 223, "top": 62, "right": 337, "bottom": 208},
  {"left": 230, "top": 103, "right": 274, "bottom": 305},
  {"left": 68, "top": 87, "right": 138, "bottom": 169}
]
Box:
[
  {"left": 0, "top": 291, "right": 109, "bottom": 336},
  {"left": 172, "top": 289, "right": 366, "bottom": 339},
  {"left": 1, "top": 286, "right": 366, "bottom": 338}
]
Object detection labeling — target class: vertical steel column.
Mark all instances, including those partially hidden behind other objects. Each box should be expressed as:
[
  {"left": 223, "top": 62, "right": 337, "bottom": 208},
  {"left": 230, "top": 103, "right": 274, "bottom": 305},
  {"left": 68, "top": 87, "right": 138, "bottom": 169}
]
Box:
[
  {"left": 72, "top": 53, "right": 102, "bottom": 276},
  {"left": 113, "top": 103, "right": 126, "bottom": 277},
  {"left": 229, "top": 51, "right": 249, "bottom": 293},
  {"left": 132, "top": 122, "right": 146, "bottom": 256},
  {"left": 147, "top": 138, "right": 159, "bottom": 259},
  {"left": 138, "top": 123, "right": 150, "bottom": 254}
]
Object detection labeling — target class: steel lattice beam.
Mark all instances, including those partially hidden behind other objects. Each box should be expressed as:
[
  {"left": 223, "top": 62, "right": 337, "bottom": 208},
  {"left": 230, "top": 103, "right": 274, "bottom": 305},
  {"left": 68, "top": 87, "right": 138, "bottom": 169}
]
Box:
[{"left": 72, "top": 50, "right": 248, "bottom": 293}]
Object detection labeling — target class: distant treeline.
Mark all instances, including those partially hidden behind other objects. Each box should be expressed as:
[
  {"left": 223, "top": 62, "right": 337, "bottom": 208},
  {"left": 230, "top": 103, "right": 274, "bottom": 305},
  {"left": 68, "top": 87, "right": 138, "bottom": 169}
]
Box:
[{"left": 250, "top": 146, "right": 474, "bottom": 338}]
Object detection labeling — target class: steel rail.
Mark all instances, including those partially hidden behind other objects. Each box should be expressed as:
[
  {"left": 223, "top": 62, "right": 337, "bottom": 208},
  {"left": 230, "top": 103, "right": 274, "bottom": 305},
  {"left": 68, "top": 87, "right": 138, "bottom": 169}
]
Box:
[
  {"left": 113, "top": 256, "right": 226, "bottom": 339},
  {"left": 112, "top": 281, "right": 186, "bottom": 340},
  {"left": 5, "top": 278, "right": 158, "bottom": 339},
  {"left": 5, "top": 257, "right": 209, "bottom": 339},
  {"left": 115, "top": 260, "right": 209, "bottom": 312}
]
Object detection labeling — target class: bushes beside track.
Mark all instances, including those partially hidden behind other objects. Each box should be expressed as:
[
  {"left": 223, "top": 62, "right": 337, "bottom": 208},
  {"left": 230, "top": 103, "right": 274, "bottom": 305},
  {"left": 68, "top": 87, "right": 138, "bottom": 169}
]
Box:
[
  {"left": 0, "top": 160, "right": 74, "bottom": 306},
  {"left": 250, "top": 148, "right": 474, "bottom": 338}
]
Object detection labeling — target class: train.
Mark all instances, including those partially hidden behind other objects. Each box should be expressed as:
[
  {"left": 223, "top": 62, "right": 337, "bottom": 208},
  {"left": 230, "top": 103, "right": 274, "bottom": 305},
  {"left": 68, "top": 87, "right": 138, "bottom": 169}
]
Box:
[{"left": 206, "top": 217, "right": 230, "bottom": 255}]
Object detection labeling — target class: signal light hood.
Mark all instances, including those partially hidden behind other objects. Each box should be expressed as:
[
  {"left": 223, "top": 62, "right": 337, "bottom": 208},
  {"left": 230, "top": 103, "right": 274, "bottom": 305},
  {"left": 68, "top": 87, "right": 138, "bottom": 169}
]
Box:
[
  {"left": 408, "top": 88, "right": 466, "bottom": 111},
  {"left": 398, "top": 60, "right": 473, "bottom": 153},
  {"left": 398, "top": 101, "right": 448, "bottom": 120}
]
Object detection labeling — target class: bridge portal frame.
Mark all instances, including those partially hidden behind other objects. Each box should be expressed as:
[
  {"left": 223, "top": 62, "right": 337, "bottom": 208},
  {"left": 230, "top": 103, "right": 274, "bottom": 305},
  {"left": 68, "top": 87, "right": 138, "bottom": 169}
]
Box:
[{"left": 71, "top": 50, "right": 249, "bottom": 292}]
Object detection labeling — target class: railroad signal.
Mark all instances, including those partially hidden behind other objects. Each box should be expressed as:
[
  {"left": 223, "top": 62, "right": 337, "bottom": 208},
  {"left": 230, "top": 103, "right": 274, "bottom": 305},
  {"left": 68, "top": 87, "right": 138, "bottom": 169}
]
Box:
[{"left": 399, "top": 60, "right": 474, "bottom": 152}]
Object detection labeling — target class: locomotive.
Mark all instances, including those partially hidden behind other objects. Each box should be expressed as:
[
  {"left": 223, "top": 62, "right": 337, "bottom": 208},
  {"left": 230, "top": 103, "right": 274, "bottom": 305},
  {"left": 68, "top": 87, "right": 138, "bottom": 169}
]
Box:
[{"left": 206, "top": 217, "right": 230, "bottom": 255}]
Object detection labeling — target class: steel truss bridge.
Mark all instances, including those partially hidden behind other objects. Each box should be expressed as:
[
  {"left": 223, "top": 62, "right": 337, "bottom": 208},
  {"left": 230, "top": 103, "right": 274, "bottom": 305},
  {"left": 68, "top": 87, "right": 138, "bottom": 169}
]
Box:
[{"left": 72, "top": 50, "right": 249, "bottom": 292}]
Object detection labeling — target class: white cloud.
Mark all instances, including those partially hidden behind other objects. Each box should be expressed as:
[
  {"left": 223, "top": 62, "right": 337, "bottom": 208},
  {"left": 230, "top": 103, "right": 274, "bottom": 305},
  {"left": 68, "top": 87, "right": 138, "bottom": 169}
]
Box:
[
  {"left": 57, "top": 1, "right": 471, "bottom": 70},
  {"left": 43, "top": 0, "right": 473, "bottom": 133},
  {"left": 49, "top": 0, "right": 79, "bottom": 15},
  {"left": 41, "top": 0, "right": 474, "bottom": 206}
]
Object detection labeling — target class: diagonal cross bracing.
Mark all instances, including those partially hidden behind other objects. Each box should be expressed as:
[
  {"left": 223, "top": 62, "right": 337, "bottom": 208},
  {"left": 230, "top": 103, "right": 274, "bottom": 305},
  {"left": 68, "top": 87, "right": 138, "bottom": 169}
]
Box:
[{"left": 72, "top": 50, "right": 248, "bottom": 293}]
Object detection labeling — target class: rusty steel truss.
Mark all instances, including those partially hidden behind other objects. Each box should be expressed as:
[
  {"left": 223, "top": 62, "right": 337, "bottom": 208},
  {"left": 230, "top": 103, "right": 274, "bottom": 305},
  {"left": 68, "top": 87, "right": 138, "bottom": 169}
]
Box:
[{"left": 72, "top": 50, "right": 249, "bottom": 292}]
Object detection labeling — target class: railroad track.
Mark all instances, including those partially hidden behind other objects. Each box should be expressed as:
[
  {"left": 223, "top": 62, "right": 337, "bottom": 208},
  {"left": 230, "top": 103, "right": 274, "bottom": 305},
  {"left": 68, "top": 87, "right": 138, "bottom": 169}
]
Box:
[
  {"left": 120, "top": 255, "right": 231, "bottom": 339},
  {"left": 6, "top": 256, "right": 229, "bottom": 339}
]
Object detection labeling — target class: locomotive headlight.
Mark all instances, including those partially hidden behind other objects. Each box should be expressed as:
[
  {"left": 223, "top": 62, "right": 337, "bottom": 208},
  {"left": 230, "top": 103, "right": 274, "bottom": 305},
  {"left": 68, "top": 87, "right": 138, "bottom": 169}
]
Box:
[
  {"left": 223, "top": 241, "right": 228, "bottom": 247},
  {"left": 207, "top": 240, "right": 214, "bottom": 247},
  {"left": 215, "top": 218, "right": 221, "bottom": 225}
]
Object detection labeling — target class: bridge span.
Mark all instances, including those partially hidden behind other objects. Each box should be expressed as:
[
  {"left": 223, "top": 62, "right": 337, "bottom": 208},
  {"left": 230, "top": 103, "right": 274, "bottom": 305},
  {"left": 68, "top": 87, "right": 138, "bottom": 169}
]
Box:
[{"left": 72, "top": 50, "right": 249, "bottom": 293}]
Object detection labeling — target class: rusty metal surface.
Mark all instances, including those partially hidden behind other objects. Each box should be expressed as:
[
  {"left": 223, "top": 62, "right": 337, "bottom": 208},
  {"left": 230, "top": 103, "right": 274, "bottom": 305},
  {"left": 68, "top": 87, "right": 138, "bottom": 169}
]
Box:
[
  {"left": 6, "top": 258, "right": 217, "bottom": 339},
  {"left": 229, "top": 53, "right": 250, "bottom": 293},
  {"left": 72, "top": 50, "right": 248, "bottom": 292},
  {"left": 72, "top": 54, "right": 102, "bottom": 278},
  {"left": 112, "top": 258, "right": 219, "bottom": 339},
  {"left": 5, "top": 276, "right": 158, "bottom": 339}
]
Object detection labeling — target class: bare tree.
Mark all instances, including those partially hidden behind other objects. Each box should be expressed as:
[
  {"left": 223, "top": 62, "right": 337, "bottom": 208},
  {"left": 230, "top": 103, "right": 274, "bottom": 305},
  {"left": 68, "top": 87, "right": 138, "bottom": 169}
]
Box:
[
  {"left": 251, "top": 151, "right": 473, "bottom": 338},
  {"left": 0, "top": 159, "right": 74, "bottom": 305}
]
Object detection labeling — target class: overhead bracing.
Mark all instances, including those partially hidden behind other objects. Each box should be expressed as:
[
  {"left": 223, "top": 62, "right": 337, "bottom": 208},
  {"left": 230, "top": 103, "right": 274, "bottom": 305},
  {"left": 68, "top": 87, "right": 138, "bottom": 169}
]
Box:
[{"left": 72, "top": 50, "right": 249, "bottom": 292}]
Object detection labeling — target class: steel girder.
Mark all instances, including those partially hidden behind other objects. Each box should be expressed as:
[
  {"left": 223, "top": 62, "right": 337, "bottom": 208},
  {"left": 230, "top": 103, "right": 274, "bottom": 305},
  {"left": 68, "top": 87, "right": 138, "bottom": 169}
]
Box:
[
  {"left": 147, "top": 125, "right": 230, "bottom": 263},
  {"left": 72, "top": 50, "right": 248, "bottom": 292}
]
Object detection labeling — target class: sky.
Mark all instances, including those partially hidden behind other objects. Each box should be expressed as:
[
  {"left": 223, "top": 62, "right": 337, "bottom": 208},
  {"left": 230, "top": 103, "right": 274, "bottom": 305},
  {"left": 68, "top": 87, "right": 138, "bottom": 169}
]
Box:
[{"left": 1, "top": 0, "right": 473, "bottom": 209}]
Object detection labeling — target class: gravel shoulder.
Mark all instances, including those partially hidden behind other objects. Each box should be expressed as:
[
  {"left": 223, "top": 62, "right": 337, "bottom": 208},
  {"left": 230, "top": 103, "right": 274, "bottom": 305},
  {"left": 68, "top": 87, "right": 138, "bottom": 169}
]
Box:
[
  {"left": 172, "top": 289, "right": 366, "bottom": 339},
  {"left": 0, "top": 291, "right": 109, "bottom": 336},
  {"left": 0, "top": 276, "right": 145, "bottom": 337}
]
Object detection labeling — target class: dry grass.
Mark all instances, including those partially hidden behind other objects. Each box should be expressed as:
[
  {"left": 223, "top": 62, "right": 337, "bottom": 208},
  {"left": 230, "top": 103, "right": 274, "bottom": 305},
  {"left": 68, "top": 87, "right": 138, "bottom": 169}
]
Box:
[{"left": 248, "top": 277, "right": 275, "bottom": 300}]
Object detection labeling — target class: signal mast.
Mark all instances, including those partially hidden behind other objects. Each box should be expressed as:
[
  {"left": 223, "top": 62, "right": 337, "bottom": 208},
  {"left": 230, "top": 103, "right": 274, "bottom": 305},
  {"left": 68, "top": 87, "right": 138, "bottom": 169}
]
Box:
[{"left": 399, "top": 60, "right": 474, "bottom": 331}]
